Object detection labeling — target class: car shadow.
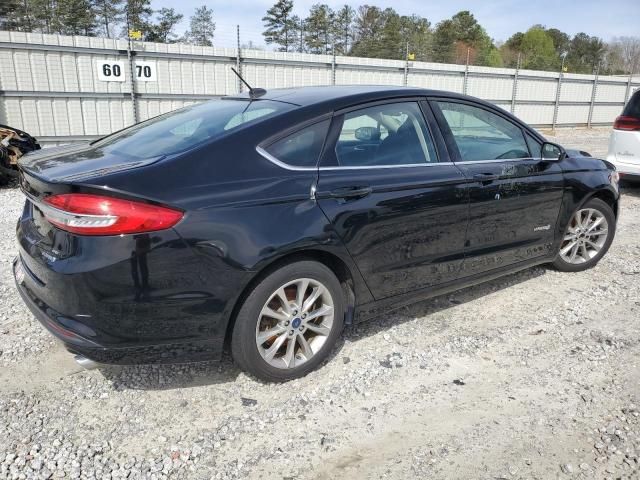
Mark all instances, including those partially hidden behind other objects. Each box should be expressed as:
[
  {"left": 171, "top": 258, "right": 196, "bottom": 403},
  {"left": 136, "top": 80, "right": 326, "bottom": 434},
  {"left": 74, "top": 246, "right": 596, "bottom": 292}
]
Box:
[
  {"left": 103, "top": 265, "right": 547, "bottom": 391},
  {"left": 340, "top": 265, "right": 548, "bottom": 347},
  {"left": 620, "top": 181, "right": 640, "bottom": 198}
]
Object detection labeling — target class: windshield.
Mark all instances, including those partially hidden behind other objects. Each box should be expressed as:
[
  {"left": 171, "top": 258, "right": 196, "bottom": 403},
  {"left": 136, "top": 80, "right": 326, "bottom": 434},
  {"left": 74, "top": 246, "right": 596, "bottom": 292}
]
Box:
[{"left": 91, "top": 99, "right": 294, "bottom": 160}]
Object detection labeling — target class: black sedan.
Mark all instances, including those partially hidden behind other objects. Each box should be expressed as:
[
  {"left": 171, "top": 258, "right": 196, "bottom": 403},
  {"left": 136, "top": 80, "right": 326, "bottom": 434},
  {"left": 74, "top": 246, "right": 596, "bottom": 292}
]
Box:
[{"left": 13, "top": 86, "right": 619, "bottom": 381}]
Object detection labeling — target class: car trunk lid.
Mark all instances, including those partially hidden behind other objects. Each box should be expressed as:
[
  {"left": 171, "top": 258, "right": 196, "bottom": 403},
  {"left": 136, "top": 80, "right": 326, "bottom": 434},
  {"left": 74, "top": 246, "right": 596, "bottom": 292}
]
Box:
[{"left": 18, "top": 143, "right": 164, "bottom": 184}]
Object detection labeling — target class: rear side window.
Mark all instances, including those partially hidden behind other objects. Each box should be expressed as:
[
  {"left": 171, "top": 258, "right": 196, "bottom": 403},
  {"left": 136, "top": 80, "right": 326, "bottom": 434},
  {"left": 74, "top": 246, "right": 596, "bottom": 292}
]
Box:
[
  {"left": 264, "top": 120, "right": 330, "bottom": 168},
  {"left": 92, "top": 99, "right": 294, "bottom": 160},
  {"left": 436, "top": 101, "right": 530, "bottom": 161},
  {"left": 623, "top": 90, "right": 640, "bottom": 119}
]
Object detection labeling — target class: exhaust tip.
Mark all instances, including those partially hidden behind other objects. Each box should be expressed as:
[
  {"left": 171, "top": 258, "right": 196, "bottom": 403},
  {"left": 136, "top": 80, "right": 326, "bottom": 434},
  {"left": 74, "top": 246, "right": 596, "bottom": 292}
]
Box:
[{"left": 74, "top": 354, "right": 100, "bottom": 370}]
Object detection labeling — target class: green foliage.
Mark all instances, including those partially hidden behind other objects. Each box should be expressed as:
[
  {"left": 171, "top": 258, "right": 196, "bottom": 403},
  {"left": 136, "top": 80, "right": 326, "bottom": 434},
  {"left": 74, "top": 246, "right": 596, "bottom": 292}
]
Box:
[
  {"left": 146, "top": 7, "right": 182, "bottom": 43},
  {"left": 333, "top": 5, "right": 355, "bottom": 55},
  {"left": 520, "top": 27, "right": 556, "bottom": 70},
  {"left": 122, "top": 0, "right": 153, "bottom": 35},
  {"left": 304, "top": 3, "right": 333, "bottom": 54},
  {"left": 0, "top": 0, "right": 31, "bottom": 31},
  {"left": 93, "top": 0, "right": 123, "bottom": 37},
  {"left": 185, "top": 5, "right": 215, "bottom": 46},
  {"left": 546, "top": 28, "right": 570, "bottom": 56},
  {"left": 262, "top": 0, "right": 295, "bottom": 52},
  {"left": 350, "top": 5, "right": 385, "bottom": 58},
  {"left": 567, "top": 32, "right": 606, "bottom": 73},
  {"left": 431, "top": 10, "right": 496, "bottom": 65},
  {"left": 57, "top": 0, "right": 99, "bottom": 35}
]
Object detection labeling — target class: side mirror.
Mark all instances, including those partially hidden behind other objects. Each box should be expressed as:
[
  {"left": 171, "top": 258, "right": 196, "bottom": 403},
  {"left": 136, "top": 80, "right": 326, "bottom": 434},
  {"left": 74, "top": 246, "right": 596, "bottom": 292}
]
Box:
[
  {"left": 541, "top": 141, "right": 566, "bottom": 161},
  {"left": 354, "top": 126, "right": 381, "bottom": 142}
]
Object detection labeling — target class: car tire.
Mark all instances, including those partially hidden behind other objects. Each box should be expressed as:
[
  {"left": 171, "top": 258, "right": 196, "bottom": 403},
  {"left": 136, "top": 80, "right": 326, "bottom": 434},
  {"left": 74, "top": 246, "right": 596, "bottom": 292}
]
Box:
[
  {"left": 552, "top": 197, "right": 616, "bottom": 272},
  {"left": 230, "top": 260, "right": 345, "bottom": 382}
]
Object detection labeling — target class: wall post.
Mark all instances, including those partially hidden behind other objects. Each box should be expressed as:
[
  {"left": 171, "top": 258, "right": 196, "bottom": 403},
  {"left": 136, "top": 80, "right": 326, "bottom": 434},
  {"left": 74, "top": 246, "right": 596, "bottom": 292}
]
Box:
[{"left": 510, "top": 53, "right": 521, "bottom": 114}]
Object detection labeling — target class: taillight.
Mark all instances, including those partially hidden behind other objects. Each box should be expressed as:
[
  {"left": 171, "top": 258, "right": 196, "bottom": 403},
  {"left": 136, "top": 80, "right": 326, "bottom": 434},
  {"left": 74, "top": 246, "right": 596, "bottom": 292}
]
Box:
[
  {"left": 41, "top": 194, "right": 183, "bottom": 236},
  {"left": 613, "top": 115, "right": 640, "bottom": 131}
]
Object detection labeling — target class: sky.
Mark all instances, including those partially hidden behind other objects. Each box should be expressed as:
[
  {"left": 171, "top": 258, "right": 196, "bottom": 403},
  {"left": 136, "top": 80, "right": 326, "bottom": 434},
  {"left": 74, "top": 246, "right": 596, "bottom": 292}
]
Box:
[{"left": 153, "top": 0, "right": 640, "bottom": 47}]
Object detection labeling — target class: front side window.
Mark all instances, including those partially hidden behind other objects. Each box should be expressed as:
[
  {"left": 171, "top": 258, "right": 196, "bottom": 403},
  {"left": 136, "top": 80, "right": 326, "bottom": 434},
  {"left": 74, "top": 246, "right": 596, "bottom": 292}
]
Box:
[
  {"left": 264, "top": 120, "right": 330, "bottom": 168},
  {"left": 334, "top": 102, "right": 438, "bottom": 167},
  {"left": 436, "top": 101, "right": 530, "bottom": 161}
]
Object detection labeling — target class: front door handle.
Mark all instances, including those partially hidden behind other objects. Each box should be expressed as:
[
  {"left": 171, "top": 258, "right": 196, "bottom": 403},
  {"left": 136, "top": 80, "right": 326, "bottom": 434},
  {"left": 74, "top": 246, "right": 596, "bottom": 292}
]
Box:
[
  {"left": 329, "top": 185, "right": 373, "bottom": 200},
  {"left": 473, "top": 173, "right": 499, "bottom": 183}
]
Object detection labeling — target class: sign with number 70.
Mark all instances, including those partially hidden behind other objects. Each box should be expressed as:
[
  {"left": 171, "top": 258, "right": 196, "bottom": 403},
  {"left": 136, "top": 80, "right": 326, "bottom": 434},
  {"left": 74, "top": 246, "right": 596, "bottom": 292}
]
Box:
[{"left": 134, "top": 61, "right": 157, "bottom": 82}]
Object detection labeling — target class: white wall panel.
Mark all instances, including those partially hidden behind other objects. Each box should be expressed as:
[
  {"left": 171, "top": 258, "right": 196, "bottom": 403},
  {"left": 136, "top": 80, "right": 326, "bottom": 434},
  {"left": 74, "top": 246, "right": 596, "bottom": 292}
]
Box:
[{"left": 0, "top": 31, "right": 635, "bottom": 143}]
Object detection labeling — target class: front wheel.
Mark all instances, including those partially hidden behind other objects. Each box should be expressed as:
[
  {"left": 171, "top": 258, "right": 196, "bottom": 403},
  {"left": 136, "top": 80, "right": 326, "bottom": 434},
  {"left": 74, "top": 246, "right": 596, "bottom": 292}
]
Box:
[
  {"left": 231, "top": 260, "right": 345, "bottom": 382},
  {"left": 552, "top": 198, "right": 616, "bottom": 272}
]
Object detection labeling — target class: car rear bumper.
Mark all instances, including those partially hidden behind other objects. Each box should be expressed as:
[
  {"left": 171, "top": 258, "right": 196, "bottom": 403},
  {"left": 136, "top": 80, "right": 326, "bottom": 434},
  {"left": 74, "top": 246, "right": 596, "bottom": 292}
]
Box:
[{"left": 13, "top": 253, "right": 228, "bottom": 365}]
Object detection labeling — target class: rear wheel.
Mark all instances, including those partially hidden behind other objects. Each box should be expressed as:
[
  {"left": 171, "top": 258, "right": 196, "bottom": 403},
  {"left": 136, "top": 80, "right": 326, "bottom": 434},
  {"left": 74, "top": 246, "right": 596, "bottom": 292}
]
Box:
[
  {"left": 552, "top": 198, "right": 615, "bottom": 272},
  {"left": 231, "top": 260, "right": 344, "bottom": 382}
]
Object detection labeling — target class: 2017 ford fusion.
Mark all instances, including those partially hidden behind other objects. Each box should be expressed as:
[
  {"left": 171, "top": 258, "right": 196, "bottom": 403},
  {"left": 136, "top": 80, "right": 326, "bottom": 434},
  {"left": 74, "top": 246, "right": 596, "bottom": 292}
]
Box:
[{"left": 13, "top": 86, "right": 619, "bottom": 381}]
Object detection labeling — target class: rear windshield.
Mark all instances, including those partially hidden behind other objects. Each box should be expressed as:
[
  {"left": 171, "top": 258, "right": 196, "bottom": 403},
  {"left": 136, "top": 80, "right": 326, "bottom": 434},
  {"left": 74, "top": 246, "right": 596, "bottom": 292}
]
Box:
[
  {"left": 623, "top": 90, "right": 640, "bottom": 119},
  {"left": 91, "top": 99, "right": 294, "bottom": 160}
]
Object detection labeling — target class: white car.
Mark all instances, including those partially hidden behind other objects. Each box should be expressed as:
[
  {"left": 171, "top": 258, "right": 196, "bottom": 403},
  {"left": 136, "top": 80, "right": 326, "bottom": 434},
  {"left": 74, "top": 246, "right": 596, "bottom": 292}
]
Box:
[{"left": 607, "top": 89, "right": 640, "bottom": 181}]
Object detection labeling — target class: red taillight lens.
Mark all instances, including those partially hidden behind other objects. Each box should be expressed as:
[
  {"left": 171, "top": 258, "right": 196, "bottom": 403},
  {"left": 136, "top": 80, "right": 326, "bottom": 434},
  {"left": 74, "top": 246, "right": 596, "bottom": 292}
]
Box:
[
  {"left": 613, "top": 115, "right": 640, "bottom": 131},
  {"left": 42, "top": 194, "right": 183, "bottom": 236}
]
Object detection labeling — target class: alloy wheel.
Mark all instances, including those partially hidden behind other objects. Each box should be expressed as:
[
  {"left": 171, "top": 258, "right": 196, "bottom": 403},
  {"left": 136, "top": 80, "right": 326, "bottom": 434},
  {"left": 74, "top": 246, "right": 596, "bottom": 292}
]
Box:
[
  {"left": 255, "top": 278, "right": 334, "bottom": 369},
  {"left": 559, "top": 208, "right": 609, "bottom": 265}
]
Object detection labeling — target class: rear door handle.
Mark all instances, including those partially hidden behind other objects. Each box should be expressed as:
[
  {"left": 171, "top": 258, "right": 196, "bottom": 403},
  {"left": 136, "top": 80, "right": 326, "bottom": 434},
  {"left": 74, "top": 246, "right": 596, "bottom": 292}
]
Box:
[
  {"left": 473, "top": 173, "right": 499, "bottom": 182},
  {"left": 329, "top": 185, "right": 372, "bottom": 200}
]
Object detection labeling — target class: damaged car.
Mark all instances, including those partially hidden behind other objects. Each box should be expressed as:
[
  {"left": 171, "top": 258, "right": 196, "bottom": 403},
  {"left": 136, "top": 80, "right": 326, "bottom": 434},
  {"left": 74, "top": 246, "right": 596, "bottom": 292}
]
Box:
[{"left": 0, "top": 125, "right": 40, "bottom": 185}]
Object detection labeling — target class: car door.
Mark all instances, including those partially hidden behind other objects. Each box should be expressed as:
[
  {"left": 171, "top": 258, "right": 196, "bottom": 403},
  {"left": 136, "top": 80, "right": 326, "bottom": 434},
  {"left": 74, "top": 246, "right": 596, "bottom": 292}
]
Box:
[
  {"left": 315, "top": 99, "right": 469, "bottom": 300},
  {"left": 430, "top": 98, "right": 564, "bottom": 277}
]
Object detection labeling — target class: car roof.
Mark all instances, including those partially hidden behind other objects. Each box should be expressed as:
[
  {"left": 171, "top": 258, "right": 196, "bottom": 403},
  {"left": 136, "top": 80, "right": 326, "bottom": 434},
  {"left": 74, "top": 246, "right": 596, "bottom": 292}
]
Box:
[{"left": 226, "top": 85, "right": 466, "bottom": 110}]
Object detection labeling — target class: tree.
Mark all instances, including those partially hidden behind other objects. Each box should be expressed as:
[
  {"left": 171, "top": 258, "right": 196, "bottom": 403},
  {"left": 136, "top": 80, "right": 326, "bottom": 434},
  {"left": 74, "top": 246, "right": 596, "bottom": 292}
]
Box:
[
  {"left": 350, "top": 5, "right": 385, "bottom": 58},
  {"left": 333, "top": 5, "right": 355, "bottom": 55},
  {"left": 57, "top": 0, "right": 99, "bottom": 35},
  {"left": 400, "top": 14, "right": 431, "bottom": 61},
  {"left": 29, "top": 0, "right": 61, "bottom": 34},
  {"left": 146, "top": 7, "right": 182, "bottom": 43},
  {"left": 431, "top": 11, "right": 492, "bottom": 64},
  {"left": 290, "top": 15, "right": 306, "bottom": 52},
  {"left": 185, "top": 5, "right": 215, "bottom": 46},
  {"left": 122, "top": 0, "right": 153, "bottom": 36},
  {"left": 546, "top": 27, "right": 570, "bottom": 56},
  {"left": 0, "top": 0, "right": 33, "bottom": 31},
  {"left": 520, "top": 26, "right": 556, "bottom": 70},
  {"left": 304, "top": 3, "right": 333, "bottom": 54},
  {"left": 567, "top": 33, "right": 606, "bottom": 73},
  {"left": 609, "top": 36, "right": 640, "bottom": 73},
  {"left": 262, "top": 0, "right": 295, "bottom": 52},
  {"left": 93, "top": 0, "right": 123, "bottom": 37}
]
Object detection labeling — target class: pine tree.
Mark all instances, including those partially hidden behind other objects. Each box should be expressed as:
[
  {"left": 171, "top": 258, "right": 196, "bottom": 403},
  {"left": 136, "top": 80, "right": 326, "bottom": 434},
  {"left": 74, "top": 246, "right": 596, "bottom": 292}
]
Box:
[
  {"left": 350, "top": 5, "right": 385, "bottom": 58},
  {"left": 304, "top": 4, "right": 333, "bottom": 54},
  {"left": 122, "top": 0, "right": 153, "bottom": 37},
  {"left": 262, "top": 0, "right": 295, "bottom": 52},
  {"left": 186, "top": 6, "right": 215, "bottom": 46},
  {"left": 94, "top": 0, "right": 123, "bottom": 37},
  {"left": 0, "top": 0, "right": 30, "bottom": 31},
  {"left": 290, "top": 15, "right": 306, "bottom": 52},
  {"left": 58, "top": 0, "right": 99, "bottom": 35},
  {"left": 146, "top": 7, "right": 183, "bottom": 43},
  {"left": 333, "top": 5, "right": 354, "bottom": 55}
]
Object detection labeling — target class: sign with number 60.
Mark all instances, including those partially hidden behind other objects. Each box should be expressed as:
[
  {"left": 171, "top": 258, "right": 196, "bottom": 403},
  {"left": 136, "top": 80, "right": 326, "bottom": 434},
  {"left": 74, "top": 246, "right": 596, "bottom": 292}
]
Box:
[{"left": 97, "top": 61, "right": 125, "bottom": 82}]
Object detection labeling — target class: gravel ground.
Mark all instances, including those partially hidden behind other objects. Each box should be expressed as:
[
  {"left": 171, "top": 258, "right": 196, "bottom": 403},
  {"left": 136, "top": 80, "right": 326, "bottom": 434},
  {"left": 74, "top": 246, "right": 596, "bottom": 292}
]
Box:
[{"left": 1, "top": 127, "right": 639, "bottom": 480}]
